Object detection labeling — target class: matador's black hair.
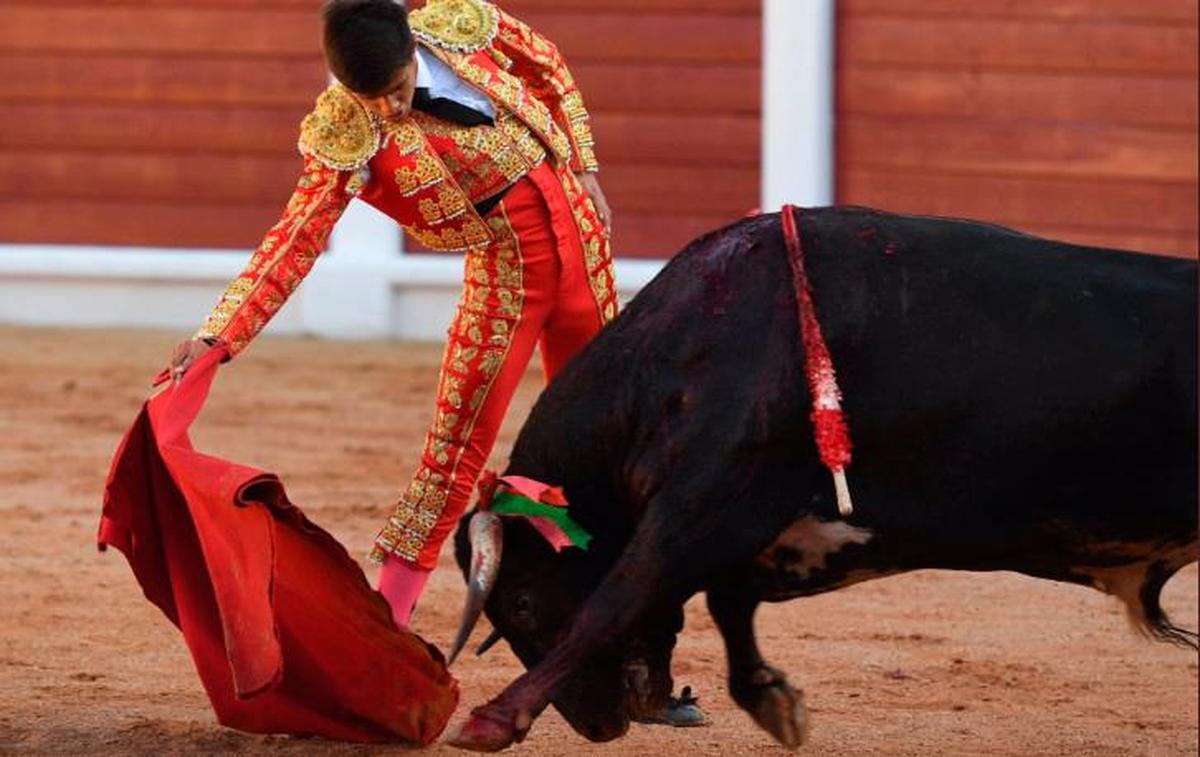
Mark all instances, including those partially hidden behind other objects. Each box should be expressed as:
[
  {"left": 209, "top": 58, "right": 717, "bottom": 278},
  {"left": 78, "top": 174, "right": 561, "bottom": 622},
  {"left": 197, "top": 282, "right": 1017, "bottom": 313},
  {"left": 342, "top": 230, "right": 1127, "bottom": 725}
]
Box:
[{"left": 322, "top": 0, "right": 415, "bottom": 94}]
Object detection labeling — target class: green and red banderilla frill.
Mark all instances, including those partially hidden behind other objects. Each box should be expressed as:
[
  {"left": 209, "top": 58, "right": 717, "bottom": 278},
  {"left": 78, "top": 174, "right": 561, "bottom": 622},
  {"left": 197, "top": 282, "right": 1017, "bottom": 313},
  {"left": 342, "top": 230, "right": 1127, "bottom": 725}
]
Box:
[{"left": 475, "top": 471, "right": 592, "bottom": 551}]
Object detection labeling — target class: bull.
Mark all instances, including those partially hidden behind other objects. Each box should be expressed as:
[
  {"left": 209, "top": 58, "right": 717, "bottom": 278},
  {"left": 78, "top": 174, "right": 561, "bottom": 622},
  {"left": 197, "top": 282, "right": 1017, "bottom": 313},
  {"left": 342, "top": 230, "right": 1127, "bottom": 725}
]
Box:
[{"left": 445, "top": 207, "right": 1198, "bottom": 751}]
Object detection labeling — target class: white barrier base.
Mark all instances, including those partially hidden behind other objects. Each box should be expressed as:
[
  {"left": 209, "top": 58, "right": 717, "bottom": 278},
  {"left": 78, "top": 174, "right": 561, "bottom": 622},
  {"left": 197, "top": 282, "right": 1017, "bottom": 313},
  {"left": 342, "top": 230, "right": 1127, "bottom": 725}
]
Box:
[{"left": 0, "top": 244, "right": 665, "bottom": 343}]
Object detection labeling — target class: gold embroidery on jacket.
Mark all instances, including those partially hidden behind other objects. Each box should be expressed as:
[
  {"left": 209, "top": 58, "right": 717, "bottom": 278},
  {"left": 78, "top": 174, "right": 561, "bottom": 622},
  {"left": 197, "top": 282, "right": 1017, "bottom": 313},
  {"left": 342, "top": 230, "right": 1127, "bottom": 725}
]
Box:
[
  {"left": 561, "top": 91, "right": 599, "bottom": 172},
  {"left": 409, "top": 0, "right": 500, "bottom": 53},
  {"left": 559, "top": 167, "right": 618, "bottom": 324},
  {"left": 490, "top": 6, "right": 598, "bottom": 172},
  {"left": 408, "top": 110, "right": 546, "bottom": 208},
  {"left": 405, "top": 219, "right": 491, "bottom": 251},
  {"left": 196, "top": 162, "right": 349, "bottom": 349},
  {"left": 395, "top": 154, "right": 444, "bottom": 197},
  {"left": 450, "top": 57, "right": 572, "bottom": 164},
  {"left": 386, "top": 120, "right": 426, "bottom": 155},
  {"left": 297, "top": 85, "right": 380, "bottom": 171}
]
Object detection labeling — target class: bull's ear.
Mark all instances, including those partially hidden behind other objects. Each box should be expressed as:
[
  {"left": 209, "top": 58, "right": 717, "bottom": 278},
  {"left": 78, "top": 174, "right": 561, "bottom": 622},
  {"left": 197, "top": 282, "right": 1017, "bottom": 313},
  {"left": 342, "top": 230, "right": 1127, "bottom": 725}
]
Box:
[{"left": 475, "top": 627, "right": 503, "bottom": 657}]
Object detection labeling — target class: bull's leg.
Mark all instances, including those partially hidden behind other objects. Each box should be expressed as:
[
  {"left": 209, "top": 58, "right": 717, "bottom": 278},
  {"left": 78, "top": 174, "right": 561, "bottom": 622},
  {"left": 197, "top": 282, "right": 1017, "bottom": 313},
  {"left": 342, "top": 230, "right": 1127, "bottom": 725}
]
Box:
[
  {"left": 448, "top": 524, "right": 683, "bottom": 751},
  {"left": 622, "top": 602, "right": 683, "bottom": 721},
  {"left": 448, "top": 461, "right": 813, "bottom": 752},
  {"left": 707, "top": 581, "right": 808, "bottom": 749}
]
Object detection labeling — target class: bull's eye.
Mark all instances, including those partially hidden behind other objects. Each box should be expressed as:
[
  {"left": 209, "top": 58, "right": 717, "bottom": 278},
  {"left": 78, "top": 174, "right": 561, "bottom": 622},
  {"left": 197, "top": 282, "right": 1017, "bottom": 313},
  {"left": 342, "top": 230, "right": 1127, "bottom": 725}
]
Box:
[{"left": 513, "top": 594, "right": 535, "bottom": 628}]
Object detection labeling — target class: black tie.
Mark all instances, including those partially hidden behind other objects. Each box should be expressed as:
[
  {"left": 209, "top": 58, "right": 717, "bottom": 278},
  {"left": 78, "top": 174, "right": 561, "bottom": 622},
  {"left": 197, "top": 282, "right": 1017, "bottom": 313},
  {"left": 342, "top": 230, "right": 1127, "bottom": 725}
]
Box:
[{"left": 412, "top": 87, "right": 493, "bottom": 127}]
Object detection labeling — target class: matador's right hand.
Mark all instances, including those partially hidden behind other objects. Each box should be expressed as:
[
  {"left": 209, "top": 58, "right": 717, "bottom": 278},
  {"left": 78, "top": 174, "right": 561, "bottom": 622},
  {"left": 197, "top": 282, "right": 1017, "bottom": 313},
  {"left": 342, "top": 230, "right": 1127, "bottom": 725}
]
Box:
[{"left": 168, "top": 338, "right": 215, "bottom": 384}]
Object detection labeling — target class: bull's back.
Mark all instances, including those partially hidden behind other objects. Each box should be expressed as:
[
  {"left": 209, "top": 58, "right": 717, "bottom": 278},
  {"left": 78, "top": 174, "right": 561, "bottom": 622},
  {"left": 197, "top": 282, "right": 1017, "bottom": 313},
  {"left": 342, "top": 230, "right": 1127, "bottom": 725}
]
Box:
[
  {"left": 514, "top": 207, "right": 1197, "bottom": 576},
  {"left": 801, "top": 208, "right": 1197, "bottom": 570}
]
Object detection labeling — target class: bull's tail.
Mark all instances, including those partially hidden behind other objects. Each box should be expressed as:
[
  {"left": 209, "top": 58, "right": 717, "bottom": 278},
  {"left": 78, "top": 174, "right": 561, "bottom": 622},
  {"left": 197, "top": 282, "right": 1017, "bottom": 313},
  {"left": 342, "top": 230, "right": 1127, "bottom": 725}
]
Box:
[{"left": 1138, "top": 560, "right": 1199, "bottom": 651}]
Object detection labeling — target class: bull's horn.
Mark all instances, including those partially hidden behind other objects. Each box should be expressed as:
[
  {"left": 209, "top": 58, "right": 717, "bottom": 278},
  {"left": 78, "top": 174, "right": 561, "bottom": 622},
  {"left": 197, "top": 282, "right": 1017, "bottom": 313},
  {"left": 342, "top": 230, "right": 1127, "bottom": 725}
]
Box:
[
  {"left": 475, "top": 627, "right": 504, "bottom": 657},
  {"left": 448, "top": 510, "right": 503, "bottom": 665}
]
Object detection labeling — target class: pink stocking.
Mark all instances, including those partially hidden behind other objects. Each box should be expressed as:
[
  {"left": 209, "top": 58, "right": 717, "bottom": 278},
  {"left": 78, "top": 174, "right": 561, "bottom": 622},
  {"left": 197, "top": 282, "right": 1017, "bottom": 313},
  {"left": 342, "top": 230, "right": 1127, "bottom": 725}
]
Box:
[{"left": 377, "top": 554, "right": 432, "bottom": 629}]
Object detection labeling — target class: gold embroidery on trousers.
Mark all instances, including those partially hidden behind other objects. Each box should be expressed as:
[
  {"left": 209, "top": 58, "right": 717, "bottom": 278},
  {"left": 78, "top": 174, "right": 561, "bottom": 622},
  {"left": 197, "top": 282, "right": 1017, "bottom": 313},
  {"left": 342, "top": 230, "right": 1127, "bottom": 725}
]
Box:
[{"left": 369, "top": 205, "right": 527, "bottom": 564}]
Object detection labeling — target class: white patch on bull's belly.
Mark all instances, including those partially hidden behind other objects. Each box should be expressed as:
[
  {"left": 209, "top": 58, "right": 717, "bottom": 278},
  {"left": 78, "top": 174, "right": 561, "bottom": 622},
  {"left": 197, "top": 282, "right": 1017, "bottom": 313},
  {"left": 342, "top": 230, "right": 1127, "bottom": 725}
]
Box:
[{"left": 767, "top": 515, "right": 874, "bottom": 580}]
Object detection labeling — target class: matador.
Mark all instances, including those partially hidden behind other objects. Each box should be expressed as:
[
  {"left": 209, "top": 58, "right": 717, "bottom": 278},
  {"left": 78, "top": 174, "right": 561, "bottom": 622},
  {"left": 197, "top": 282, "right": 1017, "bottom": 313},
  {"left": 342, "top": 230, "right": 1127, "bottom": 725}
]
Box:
[{"left": 169, "top": 0, "right": 618, "bottom": 627}]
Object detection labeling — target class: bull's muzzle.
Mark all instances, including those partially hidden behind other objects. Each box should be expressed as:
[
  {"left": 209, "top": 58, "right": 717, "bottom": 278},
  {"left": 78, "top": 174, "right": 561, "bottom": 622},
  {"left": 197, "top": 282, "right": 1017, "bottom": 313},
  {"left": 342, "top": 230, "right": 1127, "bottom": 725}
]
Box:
[{"left": 448, "top": 510, "right": 503, "bottom": 664}]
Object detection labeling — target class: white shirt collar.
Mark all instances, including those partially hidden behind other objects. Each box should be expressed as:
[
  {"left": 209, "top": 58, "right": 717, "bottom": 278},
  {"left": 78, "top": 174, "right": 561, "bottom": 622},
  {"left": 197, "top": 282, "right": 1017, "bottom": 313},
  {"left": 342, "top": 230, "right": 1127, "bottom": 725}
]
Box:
[
  {"left": 414, "top": 47, "right": 435, "bottom": 90},
  {"left": 412, "top": 45, "right": 495, "bottom": 119}
]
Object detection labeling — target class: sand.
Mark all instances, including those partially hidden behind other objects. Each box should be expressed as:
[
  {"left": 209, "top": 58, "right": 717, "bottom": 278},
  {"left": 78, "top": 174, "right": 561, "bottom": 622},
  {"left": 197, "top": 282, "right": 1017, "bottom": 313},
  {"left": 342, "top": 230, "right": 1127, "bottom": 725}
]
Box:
[{"left": 0, "top": 325, "right": 1195, "bottom": 756}]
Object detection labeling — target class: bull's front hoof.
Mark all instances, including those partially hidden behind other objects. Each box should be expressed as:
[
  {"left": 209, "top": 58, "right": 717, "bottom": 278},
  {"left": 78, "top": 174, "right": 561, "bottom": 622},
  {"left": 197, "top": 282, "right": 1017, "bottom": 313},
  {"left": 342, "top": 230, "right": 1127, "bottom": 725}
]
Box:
[
  {"left": 739, "top": 667, "right": 809, "bottom": 750},
  {"left": 445, "top": 705, "right": 531, "bottom": 752}
]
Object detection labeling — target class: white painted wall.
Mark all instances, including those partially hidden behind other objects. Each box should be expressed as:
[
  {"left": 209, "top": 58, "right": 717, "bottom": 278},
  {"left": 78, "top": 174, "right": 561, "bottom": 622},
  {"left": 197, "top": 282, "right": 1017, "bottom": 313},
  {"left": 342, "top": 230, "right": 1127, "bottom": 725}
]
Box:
[{"left": 0, "top": 237, "right": 665, "bottom": 343}]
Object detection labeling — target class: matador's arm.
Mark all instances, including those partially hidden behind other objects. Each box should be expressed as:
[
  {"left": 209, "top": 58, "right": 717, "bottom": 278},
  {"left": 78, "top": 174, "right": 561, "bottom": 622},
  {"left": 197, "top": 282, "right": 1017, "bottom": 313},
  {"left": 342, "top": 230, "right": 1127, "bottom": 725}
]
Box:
[
  {"left": 194, "top": 156, "right": 351, "bottom": 357},
  {"left": 491, "top": 7, "right": 599, "bottom": 174}
]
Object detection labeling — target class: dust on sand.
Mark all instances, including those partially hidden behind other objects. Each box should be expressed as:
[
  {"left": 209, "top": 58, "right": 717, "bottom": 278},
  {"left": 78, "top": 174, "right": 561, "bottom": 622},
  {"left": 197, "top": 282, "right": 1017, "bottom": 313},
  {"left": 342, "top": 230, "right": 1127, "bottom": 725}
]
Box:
[{"left": 1, "top": 326, "right": 1195, "bottom": 756}]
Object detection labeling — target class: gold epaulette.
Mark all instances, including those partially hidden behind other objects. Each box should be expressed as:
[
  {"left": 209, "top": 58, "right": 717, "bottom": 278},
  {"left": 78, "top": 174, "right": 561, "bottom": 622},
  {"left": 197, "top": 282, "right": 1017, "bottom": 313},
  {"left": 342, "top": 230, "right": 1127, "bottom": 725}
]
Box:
[
  {"left": 297, "top": 84, "right": 381, "bottom": 171},
  {"left": 410, "top": 0, "right": 499, "bottom": 53}
]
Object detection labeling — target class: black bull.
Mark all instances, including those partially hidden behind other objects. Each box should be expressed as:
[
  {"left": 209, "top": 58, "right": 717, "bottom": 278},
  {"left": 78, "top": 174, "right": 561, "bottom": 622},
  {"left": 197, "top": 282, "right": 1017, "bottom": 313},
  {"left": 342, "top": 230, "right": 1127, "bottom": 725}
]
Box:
[{"left": 447, "top": 207, "right": 1198, "bottom": 751}]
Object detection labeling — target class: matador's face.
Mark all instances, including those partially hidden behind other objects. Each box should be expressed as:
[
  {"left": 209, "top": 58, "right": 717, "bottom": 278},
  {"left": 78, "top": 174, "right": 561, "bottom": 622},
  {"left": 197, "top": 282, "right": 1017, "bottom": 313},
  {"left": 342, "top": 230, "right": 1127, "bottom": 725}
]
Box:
[{"left": 350, "top": 53, "right": 419, "bottom": 123}]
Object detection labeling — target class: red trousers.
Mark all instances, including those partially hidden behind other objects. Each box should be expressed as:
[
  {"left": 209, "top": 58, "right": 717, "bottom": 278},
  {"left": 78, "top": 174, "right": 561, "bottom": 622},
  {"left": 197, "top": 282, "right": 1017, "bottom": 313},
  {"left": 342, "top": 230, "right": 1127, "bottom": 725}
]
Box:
[{"left": 370, "top": 162, "right": 617, "bottom": 568}]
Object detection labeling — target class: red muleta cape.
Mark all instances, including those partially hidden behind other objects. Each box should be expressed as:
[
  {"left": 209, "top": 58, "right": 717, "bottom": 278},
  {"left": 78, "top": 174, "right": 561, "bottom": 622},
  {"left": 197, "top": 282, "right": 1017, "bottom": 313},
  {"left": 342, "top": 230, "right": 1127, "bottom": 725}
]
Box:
[{"left": 98, "top": 347, "right": 458, "bottom": 743}]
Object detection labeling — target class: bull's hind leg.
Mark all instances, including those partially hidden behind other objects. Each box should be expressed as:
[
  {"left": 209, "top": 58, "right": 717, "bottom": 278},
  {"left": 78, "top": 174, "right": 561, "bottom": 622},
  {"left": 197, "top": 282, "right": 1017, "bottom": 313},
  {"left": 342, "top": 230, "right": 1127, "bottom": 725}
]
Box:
[
  {"left": 1140, "top": 556, "right": 1198, "bottom": 650},
  {"left": 708, "top": 581, "right": 808, "bottom": 749}
]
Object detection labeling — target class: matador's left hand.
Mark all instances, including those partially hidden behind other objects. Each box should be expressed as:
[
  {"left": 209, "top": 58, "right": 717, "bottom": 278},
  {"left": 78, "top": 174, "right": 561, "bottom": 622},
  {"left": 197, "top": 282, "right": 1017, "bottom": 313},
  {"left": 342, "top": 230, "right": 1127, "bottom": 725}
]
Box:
[{"left": 577, "top": 172, "right": 612, "bottom": 236}]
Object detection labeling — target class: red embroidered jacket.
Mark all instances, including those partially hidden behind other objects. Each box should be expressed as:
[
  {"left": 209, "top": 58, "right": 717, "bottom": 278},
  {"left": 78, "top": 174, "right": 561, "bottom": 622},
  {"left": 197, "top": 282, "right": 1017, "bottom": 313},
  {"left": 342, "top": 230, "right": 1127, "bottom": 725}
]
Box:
[{"left": 195, "top": 0, "right": 599, "bottom": 357}]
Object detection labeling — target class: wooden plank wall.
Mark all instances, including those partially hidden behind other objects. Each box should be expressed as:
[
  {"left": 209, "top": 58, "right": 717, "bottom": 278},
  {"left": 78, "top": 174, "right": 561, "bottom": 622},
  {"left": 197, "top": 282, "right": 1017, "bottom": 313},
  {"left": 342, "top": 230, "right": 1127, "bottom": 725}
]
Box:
[
  {"left": 0, "top": 0, "right": 761, "bottom": 259},
  {"left": 436, "top": 0, "right": 763, "bottom": 258},
  {"left": 837, "top": 0, "right": 1199, "bottom": 258},
  {"left": 0, "top": 1, "right": 328, "bottom": 249}
]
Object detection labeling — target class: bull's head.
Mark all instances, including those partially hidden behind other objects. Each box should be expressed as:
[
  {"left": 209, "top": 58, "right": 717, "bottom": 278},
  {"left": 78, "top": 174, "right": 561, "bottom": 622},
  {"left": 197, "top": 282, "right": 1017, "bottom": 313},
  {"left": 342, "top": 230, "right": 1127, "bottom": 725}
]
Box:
[{"left": 452, "top": 509, "right": 631, "bottom": 742}]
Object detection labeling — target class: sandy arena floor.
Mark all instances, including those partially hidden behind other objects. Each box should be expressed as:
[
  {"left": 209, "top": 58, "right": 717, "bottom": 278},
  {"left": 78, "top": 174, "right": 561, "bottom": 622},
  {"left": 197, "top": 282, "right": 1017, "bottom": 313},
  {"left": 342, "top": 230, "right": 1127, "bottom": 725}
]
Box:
[{"left": 0, "top": 325, "right": 1195, "bottom": 756}]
